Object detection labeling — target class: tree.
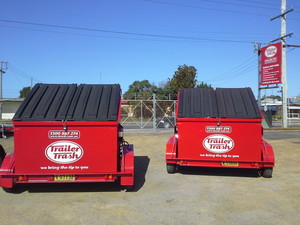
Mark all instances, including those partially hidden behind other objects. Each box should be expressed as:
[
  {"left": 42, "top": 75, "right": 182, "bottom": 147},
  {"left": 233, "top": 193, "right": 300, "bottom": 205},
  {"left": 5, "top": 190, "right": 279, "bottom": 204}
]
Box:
[
  {"left": 123, "top": 65, "right": 212, "bottom": 100},
  {"left": 196, "top": 81, "right": 212, "bottom": 88},
  {"left": 168, "top": 64, "right": 198, "bottom": 94},
  {"left": 123, "top": 80, "right": 158, "bottom": 99},
  {"left": 19, "top": 86, "right": 31, "bottom": 98},
  {"left": 261, "top": 95, "right": 282, "bottom": 101}
]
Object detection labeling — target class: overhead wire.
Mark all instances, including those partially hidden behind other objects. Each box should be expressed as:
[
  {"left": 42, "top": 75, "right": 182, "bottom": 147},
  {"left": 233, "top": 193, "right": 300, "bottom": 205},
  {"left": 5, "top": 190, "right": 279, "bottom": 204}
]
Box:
[
  {"left": 204, "top": 45, "right": 298, "bottom": 86},
  {"left": 0, "top": 25, "right": 268, "bottom": 43},
  {"left": 8, "top": 63, "right": 43, "bottom": 83},
  {"left": 195, "top": 0, "right": 278, "bottom": 10},
  {"left": 0, "top": 24, "right": 207, "bottom": 43},
  {"left": 0, "top": 23, "right": 272, "bottom": 42},
  {"left": 2, "top": 2, "right": 297, "bottom": 91},
  {"left": 0, "top": 19, "right": 258, "bottom": 43},
  {"left": 203, "top": 55, "right": 257, "bottom": 82},
  {"left": 146, "top": 0, "right": 299, "bottom": 22},
  {"left": 236, "top": 0, "right": 278, "bottom": 7},
  {"left": 221, "top": 64, "right": 256, "bottom": 85},
  {"left": 144, "top": 0, "right": 272, "bottom": 17}
]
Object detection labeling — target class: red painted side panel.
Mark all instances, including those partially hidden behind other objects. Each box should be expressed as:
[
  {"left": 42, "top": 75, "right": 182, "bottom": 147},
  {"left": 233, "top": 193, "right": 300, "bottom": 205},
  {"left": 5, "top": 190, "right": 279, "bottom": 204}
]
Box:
[
  {"left": 177, "top": 119, "right": 262, "bottom": 162},
  {"left": 120, "top": 145, "right": 134, "bottom": 186},
  {"left": 13, "top": 121, "right": 119, "bottom": 174},
  {"left": 166, "top": 136, "right": 177, "bottom": 160}
]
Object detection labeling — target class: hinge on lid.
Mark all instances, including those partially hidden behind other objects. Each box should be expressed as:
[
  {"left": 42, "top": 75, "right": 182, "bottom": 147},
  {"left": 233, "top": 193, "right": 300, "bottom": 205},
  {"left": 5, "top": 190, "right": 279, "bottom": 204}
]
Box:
[{"left": 62, "top": 120, "right": 68, "bottom": 131}]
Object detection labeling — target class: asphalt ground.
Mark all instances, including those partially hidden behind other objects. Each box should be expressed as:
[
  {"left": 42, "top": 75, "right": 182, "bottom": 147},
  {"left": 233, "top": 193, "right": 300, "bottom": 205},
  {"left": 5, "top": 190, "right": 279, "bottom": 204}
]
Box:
[{"left": 0, "top": 129, "right": 299, "bottom": 225}]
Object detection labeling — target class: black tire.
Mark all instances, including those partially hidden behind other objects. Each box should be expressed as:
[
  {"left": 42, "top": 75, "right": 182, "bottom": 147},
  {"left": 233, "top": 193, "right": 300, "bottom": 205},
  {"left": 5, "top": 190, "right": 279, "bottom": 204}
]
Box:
[
  {"left": 262, "top": 167, "right": 273, "bottom": 178},
  {"left": 2, "top": 187, "right": 15, "bottom": 193},
  {"left": 0, "top": 168, "right": 16, "bottom": 193},
  {"left": 0, "top": 144, "right": 6, "bottom": 162},
  {"left": 124, "top": 185, "right": 134, "bottom": 192},
  {"left": 166, "top": 164, "right": 177, "bottom": 174}
]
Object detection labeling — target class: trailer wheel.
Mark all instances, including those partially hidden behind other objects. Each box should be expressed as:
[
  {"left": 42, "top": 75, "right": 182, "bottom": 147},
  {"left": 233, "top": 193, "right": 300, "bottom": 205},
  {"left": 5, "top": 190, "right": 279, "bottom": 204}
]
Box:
[
  {"left": 262, "top": 167, "right": 273, "bottom": 178},
  {"left": 0, "top": 173, "right": 16, "bottom": 193},
  {"left": 167, "top": 164, "right": 177, "bottom": 174},
  {"left": 2, "top": 186, "right": 15, "bottom": 193},
  {"left": 0, "top": 144, "right": 6, "bottom": 162},
  {"left": 124, "top": 185, "right": 134, "bottom": 192}
]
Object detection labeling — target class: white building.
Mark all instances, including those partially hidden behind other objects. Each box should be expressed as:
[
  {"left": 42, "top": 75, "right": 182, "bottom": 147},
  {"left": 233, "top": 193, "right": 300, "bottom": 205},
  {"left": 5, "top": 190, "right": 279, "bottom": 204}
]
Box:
[{"left": 0, "top": 98, "right": 24, "bottom": 120}]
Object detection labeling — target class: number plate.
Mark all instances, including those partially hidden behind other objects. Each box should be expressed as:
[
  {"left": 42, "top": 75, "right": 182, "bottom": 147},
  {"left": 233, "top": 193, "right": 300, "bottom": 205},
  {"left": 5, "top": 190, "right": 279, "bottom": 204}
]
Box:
[
  {"left": 221, "top": 161, "right": 239, "bottom": 167},
  {"left": 54, "top": 175, "right": 76, "bottom": 181}
]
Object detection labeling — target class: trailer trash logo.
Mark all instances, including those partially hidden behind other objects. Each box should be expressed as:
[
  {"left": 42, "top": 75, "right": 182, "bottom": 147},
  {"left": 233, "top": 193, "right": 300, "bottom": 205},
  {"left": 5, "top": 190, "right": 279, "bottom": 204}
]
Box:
[
  {"left": 45, "top": 141, "right": 84, "bottom": 164},
  {"left": 202, "top": 134, "right": 234, "bottom": 153}
]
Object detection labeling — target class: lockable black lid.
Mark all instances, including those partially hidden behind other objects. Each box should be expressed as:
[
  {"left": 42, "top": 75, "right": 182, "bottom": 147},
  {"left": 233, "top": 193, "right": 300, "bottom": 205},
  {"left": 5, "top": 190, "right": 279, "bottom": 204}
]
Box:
[
  {"left": 178, "top": 88, "right": 261, "bottom": 119},
  {"left": 13, "top": 83, "right": 121, "bottom": 121}
]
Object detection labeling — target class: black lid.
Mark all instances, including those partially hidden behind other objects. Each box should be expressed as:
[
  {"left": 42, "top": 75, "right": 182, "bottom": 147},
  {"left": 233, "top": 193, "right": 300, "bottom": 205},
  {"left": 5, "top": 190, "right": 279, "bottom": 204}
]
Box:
[
  {"left": 178, "top": 88, "right": 261, "bottom": 119},
  {"left": 13, "top": 84, "right": 121, "bottom": 121}
]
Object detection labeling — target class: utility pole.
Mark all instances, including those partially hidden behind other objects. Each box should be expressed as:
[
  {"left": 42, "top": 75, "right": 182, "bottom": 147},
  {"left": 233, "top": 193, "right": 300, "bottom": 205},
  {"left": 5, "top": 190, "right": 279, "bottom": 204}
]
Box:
[
  {"left": 30, "top": 77, "right": 33, "bottom": 89},
  {"left": 270, "top": 0, "right": 293, "bottom": 128},
  {"left": 254, "top": 43, "right": 262, "bottom": 107},
  {"left": 280, "top": 0, "right": 288, "bottom": 128},
  {"left": 0, "top": 62, "right": 8, "bottom": 120}
]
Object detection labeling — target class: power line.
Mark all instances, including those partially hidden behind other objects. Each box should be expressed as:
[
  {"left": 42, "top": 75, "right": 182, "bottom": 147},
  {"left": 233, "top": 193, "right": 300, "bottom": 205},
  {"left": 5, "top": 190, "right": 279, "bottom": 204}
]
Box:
[
  {"left": 221, "top": 66, "right": 256, "bottom": 84},
  {"left": 145, "top": 0, "right": 271, "bottom": 17},
  {"left": 0, "top": 25, "right": 205, "bottom": 43},
  {"left": 196, "top": 0, "right": 278, "bottom": 10},
  {"left": 0, "top": 19, "right": 256, "bottom": 43},
  {"left": 0, "top": 24, "right": 269, "bottom": 43},
  {"left": 0, "top": 23, "right": 272, "bottom": 41},
  {"left": 236, "top": 0, "right": 275, "bottom": 6},
  {"left": 9, "top": 63, "right": 43, "bottom": 83},
  {"left": 203, "top": 55, "right": 257, "bottom": 82}
]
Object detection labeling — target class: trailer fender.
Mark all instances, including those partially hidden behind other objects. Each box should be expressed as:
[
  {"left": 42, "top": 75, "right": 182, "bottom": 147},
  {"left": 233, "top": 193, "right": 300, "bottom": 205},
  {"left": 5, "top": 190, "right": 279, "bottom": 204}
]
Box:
[
  {"left": 166, "top": 136, "right": 177, "bottom": 160},
  {"left": 261, "top": 140, "right": 275, "bottom": 166},
  {"left": 0, "top": 153, "right": 15, "bottom": 188},
  {"left": 120, "top": 144, "right": 134, "bottom": 187},
  {"left": 0, "top": 144, "right": 6, "bottom": 161}
]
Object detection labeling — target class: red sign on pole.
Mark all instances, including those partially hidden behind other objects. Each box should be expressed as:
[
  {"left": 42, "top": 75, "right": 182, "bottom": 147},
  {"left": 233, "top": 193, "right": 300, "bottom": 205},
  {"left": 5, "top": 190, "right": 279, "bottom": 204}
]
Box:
[{"left": 260, "top": 42, "right": 282, "bottom": 85}]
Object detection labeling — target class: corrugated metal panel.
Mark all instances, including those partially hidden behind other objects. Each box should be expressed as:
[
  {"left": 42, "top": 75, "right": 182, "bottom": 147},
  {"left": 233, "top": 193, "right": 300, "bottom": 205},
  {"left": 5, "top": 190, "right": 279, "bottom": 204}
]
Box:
[
  {"left": 178, "top": 88, "right": 218, "bottom": 118},
  {"left": 13, "top": 84, "right": 121, "bottom": 121},
  {"left": 178, "top": 88, "right": 261, "bottom": 119}
]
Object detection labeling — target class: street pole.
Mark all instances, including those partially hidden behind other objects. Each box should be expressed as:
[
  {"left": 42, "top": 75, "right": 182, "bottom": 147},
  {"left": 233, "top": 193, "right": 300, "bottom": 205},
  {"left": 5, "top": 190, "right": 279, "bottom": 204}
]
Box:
[
  {"left": 281, "top": 0, "right": 288, "bottom": 128},
  {"left": 0, "top": 62, "right": 8, "bottom": 120},
  {"left": 270, "top": 0, "right": 294, "bottom": 128},
  {"left": 254, "top": 43, "right": 262, "bottom": 107}
]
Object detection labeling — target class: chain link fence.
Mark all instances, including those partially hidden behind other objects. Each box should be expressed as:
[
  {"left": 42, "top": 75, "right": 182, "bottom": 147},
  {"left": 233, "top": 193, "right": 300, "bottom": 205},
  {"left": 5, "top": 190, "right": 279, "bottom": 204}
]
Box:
[{"left": 121, "top": 94, "right": 176, "bottom": 129}]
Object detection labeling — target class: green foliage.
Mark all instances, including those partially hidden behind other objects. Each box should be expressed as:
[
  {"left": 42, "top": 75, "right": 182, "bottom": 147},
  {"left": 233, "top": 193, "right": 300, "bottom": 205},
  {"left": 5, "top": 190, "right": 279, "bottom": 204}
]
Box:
[
  {"left": 196, "top": 82, "right": 212, "bottom": 88},
  {"left": 123, "top": 64, "right": 212, "bottom": 99},
  {"left": 261, "top": 95, "right": 282, "bottom": 101},
  {"left": 168, "top": 64, "right": 198, "bottom": 94},
  {"left": 123, "top": 80, "right": 157, "bottom": 99},
  {"left": 19, "top": 86, "right": 31, "bottom": 98}
]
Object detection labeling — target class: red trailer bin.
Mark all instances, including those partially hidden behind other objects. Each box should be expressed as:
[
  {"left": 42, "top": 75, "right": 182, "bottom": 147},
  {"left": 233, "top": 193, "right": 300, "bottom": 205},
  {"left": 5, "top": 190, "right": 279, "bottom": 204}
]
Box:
[
  {"left": 0, "top": 84, "right": 134, "bottom": 192},
  {"left": 166, "top": 88, "right": 274, "bottom": 178}
]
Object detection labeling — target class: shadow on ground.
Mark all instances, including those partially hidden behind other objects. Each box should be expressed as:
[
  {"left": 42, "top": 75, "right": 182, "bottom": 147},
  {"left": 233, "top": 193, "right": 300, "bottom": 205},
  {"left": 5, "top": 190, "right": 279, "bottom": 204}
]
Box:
[
  {"left": 10, "top": 156, "right": 150, "bottom": 194},
  {"left": 179, "top": 166, "right": 260, "bottom": 178}
]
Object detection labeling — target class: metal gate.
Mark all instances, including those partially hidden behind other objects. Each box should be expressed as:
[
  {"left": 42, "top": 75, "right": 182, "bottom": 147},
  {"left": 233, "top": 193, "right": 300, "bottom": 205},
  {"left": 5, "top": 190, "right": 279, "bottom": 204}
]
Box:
[{"left": 121, "top": 95, "right": 176, "bottom": 129}]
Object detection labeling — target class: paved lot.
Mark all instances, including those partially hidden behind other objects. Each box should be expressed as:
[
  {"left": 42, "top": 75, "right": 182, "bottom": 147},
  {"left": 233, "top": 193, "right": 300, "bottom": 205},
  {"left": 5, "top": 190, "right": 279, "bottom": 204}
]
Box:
[{"left": 0, "top": 129, "right": 299, "bottom": 225}]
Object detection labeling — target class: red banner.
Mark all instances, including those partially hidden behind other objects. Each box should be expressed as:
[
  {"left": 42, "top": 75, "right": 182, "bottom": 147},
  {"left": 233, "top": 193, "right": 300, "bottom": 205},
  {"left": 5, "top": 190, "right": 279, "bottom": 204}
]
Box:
[{"left": 260, "top": 42, "right": 282, "bottom": 85}]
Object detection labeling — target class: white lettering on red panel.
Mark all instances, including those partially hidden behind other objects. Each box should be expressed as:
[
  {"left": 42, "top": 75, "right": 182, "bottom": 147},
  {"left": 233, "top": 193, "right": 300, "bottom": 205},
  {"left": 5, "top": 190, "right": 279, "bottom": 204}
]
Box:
[
  {"left": 202, "top": 134, "right": 234, "bottom": 153},
  {"left": 205, "top": 126, "right": 232, "bottom": 133},
  {"left": 48, "top": 130, "right": 80, "bottom": 139},
  {"left": 45, "top": 141, "right": 84, "bottom": 164}
]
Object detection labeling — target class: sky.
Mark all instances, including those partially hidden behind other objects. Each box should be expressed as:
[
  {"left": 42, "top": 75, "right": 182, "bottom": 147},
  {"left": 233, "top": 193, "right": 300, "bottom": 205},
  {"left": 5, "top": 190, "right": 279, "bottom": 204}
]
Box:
[{"left": 1, "top": 0, "right": 299, "bottom": 99}]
